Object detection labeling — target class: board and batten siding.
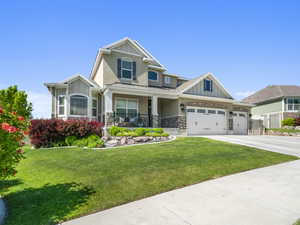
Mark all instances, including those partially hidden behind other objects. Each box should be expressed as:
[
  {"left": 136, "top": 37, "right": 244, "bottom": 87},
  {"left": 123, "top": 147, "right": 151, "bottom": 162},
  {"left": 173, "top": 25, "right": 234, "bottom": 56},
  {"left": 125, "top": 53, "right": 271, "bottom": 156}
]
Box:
[
  {"left": 251, "top": 100, "right": 282, "bottom": 115},
  {"left": 184, "top": 79, "right": 232, "bottom": 99}
]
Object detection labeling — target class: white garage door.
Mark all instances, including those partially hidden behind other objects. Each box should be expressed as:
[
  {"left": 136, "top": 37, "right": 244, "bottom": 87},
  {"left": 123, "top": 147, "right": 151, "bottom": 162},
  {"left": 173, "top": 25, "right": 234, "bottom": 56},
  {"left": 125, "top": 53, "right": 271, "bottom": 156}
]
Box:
[
  {"left": 233, "top": 112, "right": 248, "bottom": 135},
  {"left": 187, "top": 108, "right": 227, "bottom": 135}
]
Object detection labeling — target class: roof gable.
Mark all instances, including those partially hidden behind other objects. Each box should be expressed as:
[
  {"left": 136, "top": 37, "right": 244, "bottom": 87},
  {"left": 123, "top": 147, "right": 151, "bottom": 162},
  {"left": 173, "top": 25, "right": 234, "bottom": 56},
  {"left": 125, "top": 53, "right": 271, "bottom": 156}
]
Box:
[
  {"left": 177, "top": 73, "right": 233, "bottom": 99},
  {"left": 103, "top": 37, "right": 164, "bottom": 68}
]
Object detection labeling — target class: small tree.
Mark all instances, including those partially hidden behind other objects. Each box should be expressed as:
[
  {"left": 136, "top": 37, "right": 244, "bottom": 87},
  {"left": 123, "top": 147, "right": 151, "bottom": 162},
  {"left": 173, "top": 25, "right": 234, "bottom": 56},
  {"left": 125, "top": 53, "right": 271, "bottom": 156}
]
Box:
[
  {"left": 0, "top": 86, "right": 31, "bottom": 179},
  {"left": 0, "top": 108, "right": 29, "bottom": 179},
  {"left": 0, "top": 85, "right": 33, "bottom": 119}
]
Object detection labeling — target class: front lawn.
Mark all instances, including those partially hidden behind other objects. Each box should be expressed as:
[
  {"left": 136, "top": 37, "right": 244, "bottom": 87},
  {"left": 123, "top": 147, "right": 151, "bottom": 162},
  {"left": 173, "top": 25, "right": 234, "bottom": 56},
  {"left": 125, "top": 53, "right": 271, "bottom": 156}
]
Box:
[{"left": 0, "top": 137, "right": 297, "bottom": 225}]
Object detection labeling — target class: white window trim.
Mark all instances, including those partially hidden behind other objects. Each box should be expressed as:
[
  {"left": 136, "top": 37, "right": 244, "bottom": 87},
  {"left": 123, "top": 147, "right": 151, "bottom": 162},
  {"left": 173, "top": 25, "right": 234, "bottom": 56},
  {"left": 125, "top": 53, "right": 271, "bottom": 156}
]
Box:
[
  {"left": 164, "top": 76, "right": 171, "bottom": 84},
  {"left": 57, "top": 95, "right": 66, "bottom": 117},
  {"left": 69, "top": 93, "right": 89, "bottom": 117},
  {"left": 204, "top": 79, "right": 213, "bottom": 92},
  {"left": 285, "top": 97, "right": 300, "bottom": 112},
  {"left": 92, "top": 97, "right": 98, "bottom": 118},
  {"left": 121, "top": 57, "right": 133, "bottom": 81},
  {"left": 115, "top": 97, "right": 139, "bottom": 114},
  {"left": 148, "top": 70, "right": 159, "bottom": 82}
]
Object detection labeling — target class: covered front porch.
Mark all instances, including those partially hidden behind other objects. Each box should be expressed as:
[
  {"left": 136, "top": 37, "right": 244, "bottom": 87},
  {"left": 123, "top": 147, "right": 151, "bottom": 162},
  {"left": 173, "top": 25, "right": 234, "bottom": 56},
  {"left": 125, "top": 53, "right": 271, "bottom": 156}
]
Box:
[{"left": 103, "top": 90, "right": 181, "bottom": 128}]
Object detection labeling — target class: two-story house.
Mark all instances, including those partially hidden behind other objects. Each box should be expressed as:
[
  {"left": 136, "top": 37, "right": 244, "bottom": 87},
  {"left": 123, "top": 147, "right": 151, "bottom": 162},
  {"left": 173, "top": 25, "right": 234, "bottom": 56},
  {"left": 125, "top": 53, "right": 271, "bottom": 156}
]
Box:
[
  {"left": 243, "top": 85, "right": 300, "bottom": 128},
  {"left": 45, "top": 37, "right": 252, "bottom": 135}
]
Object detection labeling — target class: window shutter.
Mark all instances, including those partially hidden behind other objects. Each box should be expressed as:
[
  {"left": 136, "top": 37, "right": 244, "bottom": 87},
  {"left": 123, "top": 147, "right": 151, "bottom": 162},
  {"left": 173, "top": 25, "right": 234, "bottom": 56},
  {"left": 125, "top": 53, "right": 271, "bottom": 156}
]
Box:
[
  {"left": 132, "top": 61, "right": 136, "bottom": 80},
  {"left": 117, "top": 58, "right": 121, "bottom": 78},
  {"left": 210, "top": 80, "right": 213, "bottom": 92}
]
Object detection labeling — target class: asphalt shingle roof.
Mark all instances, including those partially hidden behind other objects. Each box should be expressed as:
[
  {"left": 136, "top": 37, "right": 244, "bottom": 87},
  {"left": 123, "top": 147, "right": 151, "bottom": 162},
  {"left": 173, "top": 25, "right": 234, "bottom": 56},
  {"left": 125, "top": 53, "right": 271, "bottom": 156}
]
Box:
[{"left": 242, "top": 85, "right": 300, "bottom": 104}]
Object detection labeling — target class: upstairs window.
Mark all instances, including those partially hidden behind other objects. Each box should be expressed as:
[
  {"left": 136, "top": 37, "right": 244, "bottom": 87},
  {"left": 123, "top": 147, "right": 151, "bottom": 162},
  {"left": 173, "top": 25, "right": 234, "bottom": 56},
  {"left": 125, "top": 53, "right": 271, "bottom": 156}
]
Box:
[
  {"left": 204, "top": 79, "right": 213, "bottom": 92},
  {"left": 148, "top": 71, "right": 158, "bottom": 81},
  {"left": 164, "top": 76, "right": 171, "bottom": 84},
  {"left": 118, "top": 58, "right": 136, "bottom": 80},
  {"left": 58, "top": 95, "right": 65, "bottom": 116},
  {"left": 70, "top": 95, "right": 88, "bottom": 116}
]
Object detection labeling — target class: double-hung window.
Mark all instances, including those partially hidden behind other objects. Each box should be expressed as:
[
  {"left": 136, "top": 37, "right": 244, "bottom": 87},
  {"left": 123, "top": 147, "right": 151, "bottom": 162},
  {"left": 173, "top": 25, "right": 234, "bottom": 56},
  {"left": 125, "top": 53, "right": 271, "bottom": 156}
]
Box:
[
  {"left": 285, "top": 97, "right": 300, "bottom": 111},
  {"left": 121, "top": 59, "right": 133, "bottom": 79},
  {"left": 70, "top": 95, "right": 88, "bottom": 116},
  {"left": 92, "top": 98, "right": 97, "bottom": 117},
  {"left": 148, "top": 71, "right": 158, "bottom": 81},
  {"left": 164, "top": 76, "right": 171, "bottom": 84},
  {"left": 204, "top": 79, "right": 213, "bottom": 92},
  {"left": 58, "top": 95, "right": 65, "bottom": 116},
  {"left": 116, "top": 98, "right": 138, "bottom": 120}
]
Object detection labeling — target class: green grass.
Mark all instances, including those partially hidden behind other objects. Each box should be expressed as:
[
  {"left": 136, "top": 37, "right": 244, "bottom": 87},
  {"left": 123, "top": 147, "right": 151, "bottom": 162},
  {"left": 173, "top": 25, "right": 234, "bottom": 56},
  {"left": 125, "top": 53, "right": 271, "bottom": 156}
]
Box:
[
  {"left": 267, "top": 128, "right": 300, "bottom": 133},
  {"left": 0, "top": 137, "right": 297, "bottom": 225}
]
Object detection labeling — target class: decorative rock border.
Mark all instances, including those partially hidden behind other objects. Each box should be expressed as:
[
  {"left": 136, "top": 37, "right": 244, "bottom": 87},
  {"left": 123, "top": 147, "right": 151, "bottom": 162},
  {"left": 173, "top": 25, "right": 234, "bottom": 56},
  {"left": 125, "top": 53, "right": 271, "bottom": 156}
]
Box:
[
  {"left": 266, "top": 130, "right": 300, "bottom": 137},
  {"left": 103, "top": 135, "right": 173, "bottom": 148},
  {"left": 0, "top": 198, "right": 6, "bottom": 225}
]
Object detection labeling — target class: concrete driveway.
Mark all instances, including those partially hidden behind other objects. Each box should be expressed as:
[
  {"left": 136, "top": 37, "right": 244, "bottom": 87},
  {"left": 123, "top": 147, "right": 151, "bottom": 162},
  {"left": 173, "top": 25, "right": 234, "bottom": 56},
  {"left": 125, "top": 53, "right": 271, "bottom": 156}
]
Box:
[
  {"left": 203, "top": 135, "right": 300, "bottom": 157},
  {"left": 62, "top": 160, "right": 300, "bottom": 225}
]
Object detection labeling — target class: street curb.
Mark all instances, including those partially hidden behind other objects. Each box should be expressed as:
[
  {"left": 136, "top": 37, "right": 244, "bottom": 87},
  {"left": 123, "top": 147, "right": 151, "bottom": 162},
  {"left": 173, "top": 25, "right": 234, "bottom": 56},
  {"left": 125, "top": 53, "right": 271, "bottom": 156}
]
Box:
[{"left": 0, "top": 198, "right": 6, "bottom": 225}]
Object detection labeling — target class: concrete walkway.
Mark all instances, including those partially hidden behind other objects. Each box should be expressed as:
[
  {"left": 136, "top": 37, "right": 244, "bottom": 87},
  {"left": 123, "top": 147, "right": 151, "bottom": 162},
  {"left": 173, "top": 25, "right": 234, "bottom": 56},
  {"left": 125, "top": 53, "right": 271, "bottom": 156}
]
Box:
[
  {"left": 62, "top": 160, "right": 300, "bottom": 225},
  {"left": 203, "top": 135, "right": 300, "bottom": 157}
]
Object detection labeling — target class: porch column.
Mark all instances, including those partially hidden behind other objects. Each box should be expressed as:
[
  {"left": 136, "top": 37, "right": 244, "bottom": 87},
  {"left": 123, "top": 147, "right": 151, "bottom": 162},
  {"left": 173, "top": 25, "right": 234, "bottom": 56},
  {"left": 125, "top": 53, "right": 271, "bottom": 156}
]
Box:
[
  {"left": 152, "top": 96, "right": 159, "bottom": 127},
  {"left": 104, "top": 90, "right": 114, "bottom": 127}
]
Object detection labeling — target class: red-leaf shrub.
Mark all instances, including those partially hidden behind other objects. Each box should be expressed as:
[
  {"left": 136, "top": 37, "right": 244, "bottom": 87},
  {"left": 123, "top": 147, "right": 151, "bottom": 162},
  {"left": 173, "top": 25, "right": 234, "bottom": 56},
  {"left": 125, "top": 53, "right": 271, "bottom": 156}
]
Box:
[{"left": 29, "top": 119, "right": 104, "bottom": 148}]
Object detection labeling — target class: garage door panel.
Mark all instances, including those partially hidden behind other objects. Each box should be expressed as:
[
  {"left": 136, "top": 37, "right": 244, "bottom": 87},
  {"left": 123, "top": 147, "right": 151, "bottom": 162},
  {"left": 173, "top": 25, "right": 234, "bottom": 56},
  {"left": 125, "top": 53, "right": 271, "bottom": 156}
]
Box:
[{"left": 187, "top": 108, "right": 227, "bottom": 135}]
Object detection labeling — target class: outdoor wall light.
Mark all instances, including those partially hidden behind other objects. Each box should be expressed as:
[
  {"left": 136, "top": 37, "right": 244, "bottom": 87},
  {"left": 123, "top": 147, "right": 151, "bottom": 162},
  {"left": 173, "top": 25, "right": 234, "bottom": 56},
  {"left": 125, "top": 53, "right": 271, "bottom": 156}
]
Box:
[{"left": 180, "top": 103, "right": 185, "bottom": 112}]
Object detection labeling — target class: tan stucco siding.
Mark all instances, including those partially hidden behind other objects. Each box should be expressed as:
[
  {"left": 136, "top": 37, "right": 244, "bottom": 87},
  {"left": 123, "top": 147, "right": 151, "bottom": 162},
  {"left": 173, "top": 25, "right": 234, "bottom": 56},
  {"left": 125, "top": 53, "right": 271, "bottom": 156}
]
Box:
[
  {"left": 159, "top": 99, "right": 179, "bottom": 117},
  {"left": 102, "top": 52, "right": 148, "bottom": 86},
  {"left": 251, "top": 100, "right": 282, "bottom": 115},
  {"left": 94, "top": 60, "right": 104, "bottom": 87},
  {"left": 184, "top": 79, "right": 231, "bottom": 99}
]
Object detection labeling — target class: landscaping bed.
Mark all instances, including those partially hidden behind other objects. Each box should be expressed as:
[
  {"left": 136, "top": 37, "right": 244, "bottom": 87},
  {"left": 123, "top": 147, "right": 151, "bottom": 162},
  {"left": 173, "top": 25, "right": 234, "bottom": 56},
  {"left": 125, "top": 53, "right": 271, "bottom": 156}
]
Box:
[
  {"left": 0, "top": 137, "right": 297, "bottom": 225},
  {"left": 266, "top": 128, "right": 300, "bottom": 137}
]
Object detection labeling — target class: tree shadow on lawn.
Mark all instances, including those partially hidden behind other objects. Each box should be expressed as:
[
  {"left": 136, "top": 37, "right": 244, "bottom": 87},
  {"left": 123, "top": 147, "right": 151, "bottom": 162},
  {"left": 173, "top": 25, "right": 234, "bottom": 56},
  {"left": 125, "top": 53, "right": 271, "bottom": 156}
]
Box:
[{"left": 4, "top": 182, "right": 95, "bottom": 225}]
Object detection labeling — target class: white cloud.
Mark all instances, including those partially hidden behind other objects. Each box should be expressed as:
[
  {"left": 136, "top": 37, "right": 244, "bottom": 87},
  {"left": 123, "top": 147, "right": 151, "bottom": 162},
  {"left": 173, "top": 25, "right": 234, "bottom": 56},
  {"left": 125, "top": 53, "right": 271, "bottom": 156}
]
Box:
[
  {"left": 27, "top": 91, "right": 51, "bottom": 119},
  {"left": 235, "top": 91, "right": 255, "bottom": 99}
]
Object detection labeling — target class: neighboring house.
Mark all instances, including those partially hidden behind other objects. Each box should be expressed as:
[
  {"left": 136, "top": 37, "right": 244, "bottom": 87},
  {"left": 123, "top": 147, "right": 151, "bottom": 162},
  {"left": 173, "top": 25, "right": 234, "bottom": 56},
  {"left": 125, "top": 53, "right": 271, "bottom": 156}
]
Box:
[
  {"left": 243, "top": 85, "right": 300, "bottom": 128},
  {"left": 45, "top": 37, "right": 252, "bottom": 135}
]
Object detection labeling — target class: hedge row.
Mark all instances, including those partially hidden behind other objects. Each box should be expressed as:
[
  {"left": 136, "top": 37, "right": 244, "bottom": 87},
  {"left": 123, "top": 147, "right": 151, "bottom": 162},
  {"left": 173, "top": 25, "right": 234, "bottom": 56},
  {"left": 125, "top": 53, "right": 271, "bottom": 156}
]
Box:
[{"left": 29, "top": 119, "right": 104, "bottom": 148}]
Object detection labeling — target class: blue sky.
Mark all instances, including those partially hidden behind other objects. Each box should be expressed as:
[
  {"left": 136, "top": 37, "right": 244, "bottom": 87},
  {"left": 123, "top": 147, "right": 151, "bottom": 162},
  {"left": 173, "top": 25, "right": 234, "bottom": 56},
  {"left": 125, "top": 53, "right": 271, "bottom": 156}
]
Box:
[{"left": 1, "top": 0, "right": 300, "bottom": 118}]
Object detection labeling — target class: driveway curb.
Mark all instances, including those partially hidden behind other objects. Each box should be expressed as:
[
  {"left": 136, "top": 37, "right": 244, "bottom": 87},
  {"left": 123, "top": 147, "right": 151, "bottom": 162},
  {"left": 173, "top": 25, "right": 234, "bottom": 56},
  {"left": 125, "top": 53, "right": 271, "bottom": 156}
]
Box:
[{"left": 0, "top": 198, "right": 6, "bottom": 225}]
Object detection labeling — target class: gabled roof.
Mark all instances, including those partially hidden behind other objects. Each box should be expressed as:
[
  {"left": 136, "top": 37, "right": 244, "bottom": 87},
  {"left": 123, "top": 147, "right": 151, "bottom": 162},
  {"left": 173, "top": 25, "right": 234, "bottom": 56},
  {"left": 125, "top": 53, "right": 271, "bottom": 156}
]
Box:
[
  {"left": 176, "top": 72, "right": 234, "bottom": 99},
  {"left": 90, "top": 37, "right": 166, "bottom": 79},
  {"left": 242, "top": 85, "right": 300, "bottom": 104},
  {"left": 44, "top": 74, "right": 99, "bottom": 88}
]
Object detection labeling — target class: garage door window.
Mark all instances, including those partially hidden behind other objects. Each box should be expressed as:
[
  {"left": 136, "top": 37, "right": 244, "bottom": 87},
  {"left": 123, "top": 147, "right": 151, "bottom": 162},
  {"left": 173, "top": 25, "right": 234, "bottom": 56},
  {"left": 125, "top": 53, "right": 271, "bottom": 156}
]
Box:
[
  {"left": 187, "top": 108, "right": 195, "bottom": 112},
  {"left": 208, "top": 110, "right": 216, "bottom": 114},
  {"left": 197, "top": 109, "right": 206, "bottom": 113},
  {"left": 239, "top": 113, "right": 245, "bottom": 117},
  {"left": 218, "top": 111, "right": 225, "bottom": 115}
]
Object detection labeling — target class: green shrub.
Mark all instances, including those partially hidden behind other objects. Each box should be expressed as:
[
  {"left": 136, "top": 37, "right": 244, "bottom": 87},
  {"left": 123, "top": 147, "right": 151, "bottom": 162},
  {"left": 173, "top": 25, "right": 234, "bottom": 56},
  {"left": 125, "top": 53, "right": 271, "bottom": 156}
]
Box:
[
  {"left": 151, "top": 128, "right": 164, "bottom": 134},
  {"left": 116, "top": 131, "right": 138, "bottom": 137},
  {"left": 145, "top": 132, "right": 169, "bottom": 137},
  {"left": 161, "top": 133, "right": 170, "bottom": 137},
  {"left": 134, "top": 128, "right": 146, "bottom": 136},
  {"left": 282, "top": 118, "right": 296, "bottom": 126},
  {"left": 53, "top": 140, "right": 67, "bottom": 147},
  {"left": 65, "top": 136, "right": 77, "bottom": 146},
  {"left": 73, "top": 138, "right": 88, "bottom": 147},
  {"left": 87, "top": 135, "right": 104, "bottom": 148},
  {"left": 108, "top": 126, "right": 129, "bottom": 136},
  {"left": 73, "top": 135, "right": 104, "bottom": 148}
]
